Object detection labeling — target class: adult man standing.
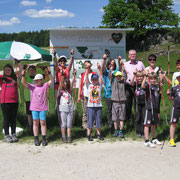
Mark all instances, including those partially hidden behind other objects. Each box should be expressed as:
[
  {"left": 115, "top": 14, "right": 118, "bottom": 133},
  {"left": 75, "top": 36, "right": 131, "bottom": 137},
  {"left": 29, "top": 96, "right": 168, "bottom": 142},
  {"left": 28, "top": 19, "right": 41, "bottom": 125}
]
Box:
[{"left": 124, "top": 50, "right": 145, "bottom": 120}]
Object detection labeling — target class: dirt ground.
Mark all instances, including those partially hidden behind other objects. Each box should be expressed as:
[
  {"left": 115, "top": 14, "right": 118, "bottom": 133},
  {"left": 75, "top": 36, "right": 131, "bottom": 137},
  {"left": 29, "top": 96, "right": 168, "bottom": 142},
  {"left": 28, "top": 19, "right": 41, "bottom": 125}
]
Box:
[{"left": 0, "top": 139, "right": 180, "bottom": 180}]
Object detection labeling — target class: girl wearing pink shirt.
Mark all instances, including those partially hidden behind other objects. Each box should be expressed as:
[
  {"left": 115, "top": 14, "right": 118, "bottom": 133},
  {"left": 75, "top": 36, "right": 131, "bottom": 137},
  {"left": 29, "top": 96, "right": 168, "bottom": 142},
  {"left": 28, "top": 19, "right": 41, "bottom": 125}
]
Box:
[
  {"left": 22, "top": 67, "right": 54, "bottom": 146},
  {"left": 0, "top": 61, "right": 22, "bottom": 143}
]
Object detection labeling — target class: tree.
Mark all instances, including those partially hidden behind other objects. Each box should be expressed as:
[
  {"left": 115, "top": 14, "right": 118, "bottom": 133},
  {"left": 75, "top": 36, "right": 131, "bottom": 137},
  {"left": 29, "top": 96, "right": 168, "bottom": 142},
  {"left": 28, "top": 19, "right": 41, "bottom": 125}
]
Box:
[{"left": 102, "top": 0, "right": 179, "bottom": 35}]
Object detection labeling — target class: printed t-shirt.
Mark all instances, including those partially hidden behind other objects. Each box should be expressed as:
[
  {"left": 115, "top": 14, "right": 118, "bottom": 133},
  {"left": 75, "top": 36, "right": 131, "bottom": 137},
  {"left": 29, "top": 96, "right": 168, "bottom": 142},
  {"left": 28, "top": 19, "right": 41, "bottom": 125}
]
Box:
[
  {"left": 59, "top": 90, "right": 74, "bottom": 112},
  {"left": 28, "top": 82, "right": 48, "bottom": 111},
  {"left": 0, "top": 75, "right": 18, "bottom": 103},
  {"left": 87, "top": 83, "right": 102, "bottom": 107}
]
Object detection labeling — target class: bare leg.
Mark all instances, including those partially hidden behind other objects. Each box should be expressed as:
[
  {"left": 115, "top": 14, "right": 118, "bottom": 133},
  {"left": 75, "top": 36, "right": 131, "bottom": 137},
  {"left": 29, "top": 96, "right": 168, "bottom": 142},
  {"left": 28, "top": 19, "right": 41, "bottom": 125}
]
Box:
[
  {"left": 114, "top": 121, "right": 118, "bottom": 130},
  {"left": 170, "top": 124, "right": 176, "bottom": 139},
  {"left": 119, "top": 120, "right": 124, "bottom": 130},
  {"left": 87, "top": 128, "right": 91, "bottom": 136},
  {"left": 40, "top": 120, "right": 47, "bottom": 136},
  {"left": 33, "top": 119, "right": 39, "bottom": 136},
  {"left": 96, "top": 128, "right": 101, "bottom": 135},
  {"left": 144, "top": 126, "right": 149, "bottom": 140},
  {"left": 151, "top": 125, "right": 156, "bottom": 139},
  {"left": 67, "top": 128, "right": 71, "bottom": 137},
  {"left": 61, "top": 128, "right": 66, "bottom": 137}
]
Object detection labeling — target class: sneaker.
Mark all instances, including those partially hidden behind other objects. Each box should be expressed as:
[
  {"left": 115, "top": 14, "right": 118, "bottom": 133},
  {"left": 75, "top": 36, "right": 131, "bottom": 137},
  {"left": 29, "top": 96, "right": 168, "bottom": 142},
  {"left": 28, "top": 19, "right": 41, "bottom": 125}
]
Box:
[
  {"left": 97, "top": 134, "right": 104, "bottom": 140},
  {"left": 169, "top": 139, "right": 176, "bottom": 147},
  {"left": 144, "top": 141, "right": 156, "bottom": 148},
  {"left": 87, "top": 135, "right": 93, "bottom": 141},
  {"left": 42, "top": 139, "right": 48, "bottom": 146},
  {"left": 35, "top": 138, "right": 40, "bottom": 146},
  {"left": 4, "top": 135, "right": 13, "bottom": 143},
  {"left": 113, "top": 130, "right": 119, "bottom": 137},
  {"left": 119, "top": 131, "right": 124, "bottom": 138},
  {"left": 152, "top": 138, "right": 161, "bottom": 145},
  {"left": 11, "top": 134, "right": 18, "bottom": 143},
  {"left": 67, "top": 137, "right": 72, "bottom": 143},
  {"left": 62, "top": 137, "right": 67, "bottom": 143}
]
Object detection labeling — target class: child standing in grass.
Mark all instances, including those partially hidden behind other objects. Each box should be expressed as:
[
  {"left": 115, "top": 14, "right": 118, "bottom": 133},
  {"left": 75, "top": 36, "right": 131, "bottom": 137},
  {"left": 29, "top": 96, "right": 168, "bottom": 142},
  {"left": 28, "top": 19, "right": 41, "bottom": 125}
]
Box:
[
  {"left": 141, "top": 72, "right": 161, "bottom": 148},
  {"left": 21, "top": 67, "right": 54, "bottom": 146},
  {"left": 167, "top": 72, "right": 180, "bottom": 147},
  {"left": 130, "top": 71, "right": 146, "bottom": 137},
  {"left": 58, "top": 69, "right": 76, "bottom": 143},
  {"left": 86, "top": 63, "right": 104, "bottom": 141},
  {"left": 0, "top": 60, "right": 22, "bottom": 143},
  {"left": 111, "top": 70, "right": 126, "bottom": 138}
]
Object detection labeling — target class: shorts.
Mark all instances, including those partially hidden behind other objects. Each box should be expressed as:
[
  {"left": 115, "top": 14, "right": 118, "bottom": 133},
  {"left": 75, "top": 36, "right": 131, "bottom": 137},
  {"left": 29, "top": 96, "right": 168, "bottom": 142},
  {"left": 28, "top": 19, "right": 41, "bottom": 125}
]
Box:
[
  {"left": 87, "top": 107, "right": 102, "bottom": 129},
  {"left": 32, "top": 111, "right": 47, "bottom": 121},
  {"left": 144, "top": 109, "right": 159, "bottom": 126},
  {"left": 112, "top": 102, "right": 126, "bottom": 121},
  {"left": 60, "top": 111, "right": 73, "bottom": 128},
  {"left": 25, "top": 101, "right": 32, "bottom": 115},
  {"left": 170, "top": 107, "right": 180, "bottom": 124}
]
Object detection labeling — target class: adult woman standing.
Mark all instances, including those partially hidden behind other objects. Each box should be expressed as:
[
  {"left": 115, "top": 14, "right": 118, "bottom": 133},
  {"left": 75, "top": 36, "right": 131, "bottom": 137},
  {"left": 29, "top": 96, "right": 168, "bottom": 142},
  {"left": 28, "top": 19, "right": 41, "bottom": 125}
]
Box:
[{"left": 0, "top": 60, "right": 22, "bottom": 143}]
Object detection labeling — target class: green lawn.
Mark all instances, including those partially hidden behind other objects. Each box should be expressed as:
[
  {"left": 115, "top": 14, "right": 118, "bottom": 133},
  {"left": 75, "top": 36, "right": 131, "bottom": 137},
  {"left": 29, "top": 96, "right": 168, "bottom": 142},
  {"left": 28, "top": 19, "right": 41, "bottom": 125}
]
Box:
[{"left": 1, "top": 43, "right": 180, "bottom": 143}]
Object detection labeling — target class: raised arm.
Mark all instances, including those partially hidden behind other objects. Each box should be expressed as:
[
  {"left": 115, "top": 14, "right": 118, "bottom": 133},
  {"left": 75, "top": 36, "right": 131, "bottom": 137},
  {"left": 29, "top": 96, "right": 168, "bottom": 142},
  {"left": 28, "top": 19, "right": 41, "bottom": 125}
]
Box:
[
  {"left": 102, "top": 54, "right": 108, "bottom": 73},
  {"left": 67, "top": 49, "right": 74, "bottom": 71},
  {"left": 141, "top": 75, "right": 147, "bottom": 89},
  {"left": 52, "top": 49, "right": 59, "bottom": 73},
  {"left": 70, "top": 69, "right": 76, "bottom": 90},
  {"left": 117, "top": 56, "right": 123, "bottom": 71},
  {"left": 167, "top": 88, "right": 173, "bottom": 101},
  {"left": 47, "top": 67, "right": 54, "bottom": 87},
  {"left": 21, "top": 70, "right": 28, "bottom": 87},
  {"left": 77, "top": 78, "right": 82, "bottom": 103},
  {"left": 14, "top": 58, "right": 23, "bottom": 79},
  {"left": 97, "top": 62, "right": 103, "bottom": 86}
]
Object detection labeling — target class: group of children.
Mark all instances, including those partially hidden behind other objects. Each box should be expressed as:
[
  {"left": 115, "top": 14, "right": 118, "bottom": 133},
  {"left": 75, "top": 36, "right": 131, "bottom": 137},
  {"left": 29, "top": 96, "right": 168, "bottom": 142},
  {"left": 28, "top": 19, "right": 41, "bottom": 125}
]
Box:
[{"left": 0, "top": 50, "right": 180, "bottom": 148}]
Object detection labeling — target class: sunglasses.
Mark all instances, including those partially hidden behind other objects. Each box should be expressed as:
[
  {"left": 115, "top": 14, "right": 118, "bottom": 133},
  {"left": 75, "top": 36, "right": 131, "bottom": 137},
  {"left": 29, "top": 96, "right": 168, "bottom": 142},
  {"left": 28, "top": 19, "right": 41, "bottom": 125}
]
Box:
[{"left": 148, "top": 58, "right": 156, "bottom": 62}]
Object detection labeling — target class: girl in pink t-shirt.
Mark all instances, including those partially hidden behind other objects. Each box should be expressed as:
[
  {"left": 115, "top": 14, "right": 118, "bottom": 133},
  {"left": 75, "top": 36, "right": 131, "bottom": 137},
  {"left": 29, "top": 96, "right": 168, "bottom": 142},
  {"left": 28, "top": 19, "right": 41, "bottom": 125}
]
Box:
[
  {"left": 0, "top": 61, "right": 22, "bottom": 143},
  {"left": 21, "top": 67, "right": 54, "bottom": 146}
]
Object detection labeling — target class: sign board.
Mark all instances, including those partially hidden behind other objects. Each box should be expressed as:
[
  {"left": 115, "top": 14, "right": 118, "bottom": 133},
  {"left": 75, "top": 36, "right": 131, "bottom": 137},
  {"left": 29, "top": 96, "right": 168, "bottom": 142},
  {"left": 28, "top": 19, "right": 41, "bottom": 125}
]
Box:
[
  {"left": 50, "top": 28, "right": 134, "bottom": 60},
  {"left": 49, "top": 28, "right": 133, "bottom": 87}
]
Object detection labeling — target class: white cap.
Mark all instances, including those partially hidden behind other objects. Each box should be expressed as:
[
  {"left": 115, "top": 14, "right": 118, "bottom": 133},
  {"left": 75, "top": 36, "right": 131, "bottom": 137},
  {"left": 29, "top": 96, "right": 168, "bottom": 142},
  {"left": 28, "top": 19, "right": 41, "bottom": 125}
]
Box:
[
  {"left": 59, "top": 55, "right": 67, "bottom": 61},
  {"left": 33, "top": 74, "right": 43, "bottom": 80}
]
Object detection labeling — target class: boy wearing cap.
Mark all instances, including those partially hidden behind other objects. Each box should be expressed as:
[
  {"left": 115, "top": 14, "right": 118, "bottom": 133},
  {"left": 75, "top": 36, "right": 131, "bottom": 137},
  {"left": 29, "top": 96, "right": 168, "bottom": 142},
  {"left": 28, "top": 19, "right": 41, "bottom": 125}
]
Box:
[
  {"left": 111, "top": 71, "right": 126, "bottom": 138},
  {"left": 77, "top": 60, "right": 97, "bottom": 129},
  {"left": 85, "top": 63, "right": 104, "bottom": 141},
  {"left": 141, "top": 72, "right": 161, "bottom": 148},
  {"left": 130, "top": 71, "right": 146, "bottom": 137},
  {"left": 22, "top": 68, "right": 54, "bottom": 146},
  {"left": 167, "top": 72, "right": 180, "bottom": 147}
]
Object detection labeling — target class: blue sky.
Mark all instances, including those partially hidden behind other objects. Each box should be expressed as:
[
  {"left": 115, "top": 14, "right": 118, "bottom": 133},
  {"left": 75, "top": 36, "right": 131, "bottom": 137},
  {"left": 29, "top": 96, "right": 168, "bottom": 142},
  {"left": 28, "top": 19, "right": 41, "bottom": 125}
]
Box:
[{"left": 0, "top": 0, "right": 179, "bottom": 33}]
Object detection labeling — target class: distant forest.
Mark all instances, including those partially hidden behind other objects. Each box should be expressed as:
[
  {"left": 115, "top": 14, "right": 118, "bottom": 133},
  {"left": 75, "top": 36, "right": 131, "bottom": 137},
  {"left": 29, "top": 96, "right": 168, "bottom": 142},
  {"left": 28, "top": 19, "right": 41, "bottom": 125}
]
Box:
[{"left": 0, "top": 30, "right": 49, "bottom": 47}]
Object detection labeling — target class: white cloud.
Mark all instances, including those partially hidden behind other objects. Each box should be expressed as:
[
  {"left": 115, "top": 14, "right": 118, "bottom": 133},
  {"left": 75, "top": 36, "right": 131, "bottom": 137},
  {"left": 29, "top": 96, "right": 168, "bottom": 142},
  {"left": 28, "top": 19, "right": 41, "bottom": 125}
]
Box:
[
  {"left": 99, "top": 8, "right": 104, "bottom": 13},
  {"left": 173, "top": 0, "right": 180, "bottom": 5},
  {"left": 24, "top": 9, "right": 75, "bottom": 18},
  {"left": 46, "top": 0, "right": 52, "bottom": 3},
  {"left": 0, "top": 17, "right": 21, "bottom": 26},
  {"left": 20, "top": 1, "right": 37, "bottom": 6}
]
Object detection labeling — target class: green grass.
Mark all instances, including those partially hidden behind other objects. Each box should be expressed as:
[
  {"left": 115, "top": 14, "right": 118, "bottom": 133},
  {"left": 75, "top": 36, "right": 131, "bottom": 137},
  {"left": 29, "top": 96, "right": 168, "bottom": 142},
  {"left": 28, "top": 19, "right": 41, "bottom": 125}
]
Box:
[{"left": 1, "top": 43, "right": 180, "bottom": 144}]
